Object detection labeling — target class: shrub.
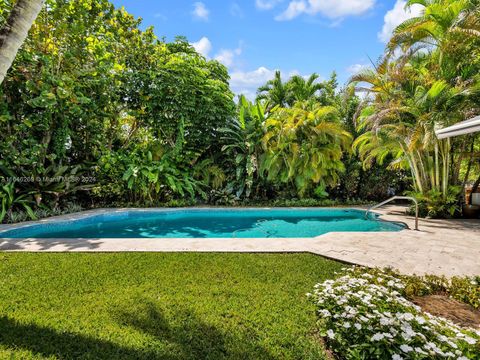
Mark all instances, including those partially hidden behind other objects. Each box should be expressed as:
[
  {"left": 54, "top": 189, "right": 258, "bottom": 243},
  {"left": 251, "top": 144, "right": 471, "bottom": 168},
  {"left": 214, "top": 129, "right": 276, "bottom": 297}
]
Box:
[
  {"left": 4, "top": 203, "right": 84, "bottom": 224},
  {"left": 406, "top": 187, "right": 461, "bottom": 218},
  {"left": 309, "top": 268, "right": 480, "bottom": 359},
  {"left": 357, "top": 268, "right": 480, "bottom": 310}
]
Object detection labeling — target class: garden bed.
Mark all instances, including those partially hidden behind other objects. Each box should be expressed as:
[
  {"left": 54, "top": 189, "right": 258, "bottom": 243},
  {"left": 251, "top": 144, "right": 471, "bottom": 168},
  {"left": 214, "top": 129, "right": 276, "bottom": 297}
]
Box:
[
  {"left": 412, "top": 295, "right": 480, "bottom": 329},
  {"left": 310, "top": 267, "right": 480, "bottom": 359}
]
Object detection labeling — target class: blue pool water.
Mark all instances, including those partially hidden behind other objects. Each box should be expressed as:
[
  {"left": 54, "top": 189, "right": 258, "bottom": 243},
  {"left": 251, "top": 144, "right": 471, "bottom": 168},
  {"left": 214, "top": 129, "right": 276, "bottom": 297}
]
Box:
[{"left": 0, "top": 209, "right": 404, "bottom": 238}]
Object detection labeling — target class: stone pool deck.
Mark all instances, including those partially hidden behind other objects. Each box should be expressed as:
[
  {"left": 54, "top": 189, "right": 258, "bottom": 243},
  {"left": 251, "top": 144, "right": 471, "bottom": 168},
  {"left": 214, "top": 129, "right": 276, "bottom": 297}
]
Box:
[{"left": 0, "top": 206, "right": 479, "bottom": 277}]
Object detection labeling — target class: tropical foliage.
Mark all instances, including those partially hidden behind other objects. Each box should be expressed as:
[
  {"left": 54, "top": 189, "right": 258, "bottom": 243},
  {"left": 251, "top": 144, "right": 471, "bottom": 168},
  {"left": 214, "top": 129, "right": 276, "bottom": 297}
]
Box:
[
  {"left": 220, "top": 95, "right": 266, "bottom": 199},
  {"left": 262, "top": 102, "right": 351, "bottom": 196},
  {"left": 0, "top": 0, "right": 479, "bottom": 222},
  {"left": 351, "top": 0, "right": 480, "bottom": 217}
]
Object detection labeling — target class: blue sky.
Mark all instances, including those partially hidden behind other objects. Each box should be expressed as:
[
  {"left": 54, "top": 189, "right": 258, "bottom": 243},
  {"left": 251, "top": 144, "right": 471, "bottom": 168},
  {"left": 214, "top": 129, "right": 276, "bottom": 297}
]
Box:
[{"left": 110, "top": 0, "right": 422, "bottom": 99}]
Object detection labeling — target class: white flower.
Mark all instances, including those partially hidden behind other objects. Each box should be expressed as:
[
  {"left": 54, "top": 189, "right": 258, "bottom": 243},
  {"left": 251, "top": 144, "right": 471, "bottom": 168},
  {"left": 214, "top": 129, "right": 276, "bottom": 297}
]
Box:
[
  {"left": 446, "top": 340, "right": 457, "bottom": 349},
  {"left": 371, "top": 333, "right": 384, "bottom": 341},
  {"left": 311, "top": 269, "right": 480, "bottom": 360},
  {"left": 359, "top": 315, "right": 369, "bottom": 322},
  {"left": 437, "top": 334, "right": 448, "bottom": 343},
  {"left": 401, "top": 312, "right": 414, "bottom": 321},
  {"left": 392, "top": 354, "right": 403, "bottom": 360},
  {"left": 400, "top": 344, "right": 413, "bottom": 353},
  {"left": 380, "top": 317, "right": 393, "bottom": 326},
  {"left": 415, "top": 315, "right": 426, "bottom": 324},
  {"left": 463, "top": 336, "right": 476, "bottom": 345},
  {"left": 318, "top": 309, "right": 331, "bottom": 317},
  {"left": 414, "top": 347, "right": 427, "bottom": 355},
  {"left": 401, "top": 331, "right": 415, "bottom": 341}
]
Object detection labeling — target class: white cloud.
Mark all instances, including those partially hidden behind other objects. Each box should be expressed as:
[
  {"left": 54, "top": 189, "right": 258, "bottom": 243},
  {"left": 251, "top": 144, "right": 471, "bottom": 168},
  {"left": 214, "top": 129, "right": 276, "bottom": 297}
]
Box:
[
  {"left": 276, "top": 0, "right": 375, "bottom": 21},
  {"left": 215, "top": 45, "right": 242, "bottom": 67},
  {"left": 229, "top": 67, "right": 276, "bottom": 100},
  {"left": 192, "top": 2, "right": 209, "bottom": 21},
  {"left": 191, "top": 38, "right": 243, "bottom": 68},
  {"left": 229, "top": 66, "right": 309, "bottom": 100},
  {"left": 275, "top": 1, "right": 307, "bottom": 20},
  {"left": 347, "top": 63, "right": 370, "bottom": 74},
  {"left": 256, "top": 0, "right": 283, "bottom": 10},
  {"left": 378, "top": 0, "right": 423, "bottom": 43},
  {"left": 230, "top": 67, "right": 275, "bottom": 88},
  {"left": 191, "top": 37, "right": 212, "bottom": 57}
]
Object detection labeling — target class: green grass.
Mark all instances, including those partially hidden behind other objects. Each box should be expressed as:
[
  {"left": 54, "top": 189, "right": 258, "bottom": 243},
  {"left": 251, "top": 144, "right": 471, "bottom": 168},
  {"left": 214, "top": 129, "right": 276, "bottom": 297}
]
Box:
[{"left": 0, "top": 253, "right": 344, "bottom": 359}]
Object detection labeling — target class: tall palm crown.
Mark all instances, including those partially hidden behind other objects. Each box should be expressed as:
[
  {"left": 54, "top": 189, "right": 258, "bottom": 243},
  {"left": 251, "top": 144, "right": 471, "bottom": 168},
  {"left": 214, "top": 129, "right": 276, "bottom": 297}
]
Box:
[
  {"left": 256, "top": 70, "right": 289, "bottom": 111},
  {"left": 388, "top": 0, "right": 480, "bottom": 56},
  {"left": 287, "top": 73, "right": 324, "bottom": 105}
]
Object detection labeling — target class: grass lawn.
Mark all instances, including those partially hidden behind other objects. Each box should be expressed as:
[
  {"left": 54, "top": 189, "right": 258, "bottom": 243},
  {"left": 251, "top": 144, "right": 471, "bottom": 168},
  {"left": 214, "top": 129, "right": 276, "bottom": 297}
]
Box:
[{"left": 0, "top": 253, "right": 343, "bottom": 359}]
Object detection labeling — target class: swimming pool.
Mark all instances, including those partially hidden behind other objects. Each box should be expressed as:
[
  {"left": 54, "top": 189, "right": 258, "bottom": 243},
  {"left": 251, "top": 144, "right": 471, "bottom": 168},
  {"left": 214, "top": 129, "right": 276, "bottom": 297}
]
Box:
[{"left": 0, "top": 208, "right": 404, "bottom": 239}]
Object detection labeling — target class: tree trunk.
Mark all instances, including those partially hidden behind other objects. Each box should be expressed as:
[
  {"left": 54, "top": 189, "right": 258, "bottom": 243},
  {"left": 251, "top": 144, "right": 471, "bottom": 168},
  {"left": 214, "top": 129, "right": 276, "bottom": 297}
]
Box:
[
  {"left": 0, "top": 0, "right": 45, "bottom": 85},
  {"left": 459, "top": 137, "right": 475, "bottom": 204}
]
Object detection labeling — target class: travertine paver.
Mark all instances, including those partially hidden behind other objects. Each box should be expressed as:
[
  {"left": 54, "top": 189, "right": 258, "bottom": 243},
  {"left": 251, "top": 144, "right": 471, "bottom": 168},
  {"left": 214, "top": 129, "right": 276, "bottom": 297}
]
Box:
[
  {"left": 0, "top": 206, "right": 479, "bottom": 277},
  {"left": 307, "top": 206, "right": 480, "bottom": 276}
]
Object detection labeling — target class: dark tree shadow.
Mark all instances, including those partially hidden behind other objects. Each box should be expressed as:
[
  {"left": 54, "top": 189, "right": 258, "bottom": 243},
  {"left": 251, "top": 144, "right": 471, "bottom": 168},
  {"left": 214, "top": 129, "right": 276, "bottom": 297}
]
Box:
[
  {"left": 114, "top": 301, "right": 275, "bottom": 359},
  {"left": 0, "top": 302, "right": 275, "bottom": 359},
  {"left": 0, "top": 316, "right": 160, "bottom": 359}
]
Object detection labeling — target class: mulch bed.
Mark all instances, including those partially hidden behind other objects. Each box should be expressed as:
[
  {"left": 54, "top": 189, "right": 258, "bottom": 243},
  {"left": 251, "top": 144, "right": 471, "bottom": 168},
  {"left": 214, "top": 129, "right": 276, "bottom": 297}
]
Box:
[{"left": 413, "top": 294, "right": 480, "bottom": 329}]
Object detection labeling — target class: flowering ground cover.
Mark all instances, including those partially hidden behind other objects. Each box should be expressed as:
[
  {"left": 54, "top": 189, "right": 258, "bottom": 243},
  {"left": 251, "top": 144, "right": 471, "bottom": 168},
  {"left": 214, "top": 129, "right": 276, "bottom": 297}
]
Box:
[{"left": 310, "top": 267, "right": 480, "bottom": 359}]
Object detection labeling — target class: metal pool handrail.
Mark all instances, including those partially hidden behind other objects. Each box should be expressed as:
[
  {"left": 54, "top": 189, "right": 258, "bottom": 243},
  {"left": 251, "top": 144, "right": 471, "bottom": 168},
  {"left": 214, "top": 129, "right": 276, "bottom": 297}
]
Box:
[{"left": 365, "top": 196, "right": 419, "bottom": 231}]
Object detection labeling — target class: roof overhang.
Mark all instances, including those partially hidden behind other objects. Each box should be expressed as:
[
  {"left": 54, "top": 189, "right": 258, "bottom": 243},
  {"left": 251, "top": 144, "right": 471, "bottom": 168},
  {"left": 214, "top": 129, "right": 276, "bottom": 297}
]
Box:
[{"left": 436, "top": 116, "right": 480, "bottom": 139}]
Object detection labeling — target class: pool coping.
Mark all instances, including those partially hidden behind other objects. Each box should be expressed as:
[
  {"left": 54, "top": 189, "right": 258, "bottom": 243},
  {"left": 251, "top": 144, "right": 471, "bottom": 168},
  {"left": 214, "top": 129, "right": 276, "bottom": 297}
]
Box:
[
  {"left": 1, "top": 206, "right": 479, "bottom": 277},
  {"left": 0, "top": 206, "right": 408, "bottom": 255}
]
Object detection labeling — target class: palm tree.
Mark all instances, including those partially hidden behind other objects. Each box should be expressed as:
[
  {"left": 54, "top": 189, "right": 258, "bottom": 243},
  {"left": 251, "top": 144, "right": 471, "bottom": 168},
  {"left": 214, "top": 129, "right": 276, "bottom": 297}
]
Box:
[
  {"left": 261, "top": 102, "right": 351, "bottom": 197},
  {"left": 387, "top": 0, "right": 480, "bottom": 62},
  {"left": 351, "top": 53, "right": 474, "bottom": 196},
  {"left": 0, "top": 0, "right": 45, "bottom": 84},
  {"left": 350, "top": 0, "right": 480, "bottom": 202},
  {"left": 287, "top": 73, "right": 324, "bottom": 105},
  {"left": 256, "top": 70, "right": 290, "bottom": 111}
]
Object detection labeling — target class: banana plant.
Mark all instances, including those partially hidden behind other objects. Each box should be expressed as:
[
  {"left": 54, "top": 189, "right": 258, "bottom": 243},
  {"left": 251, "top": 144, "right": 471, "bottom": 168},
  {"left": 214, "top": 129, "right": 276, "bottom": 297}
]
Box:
[{"left": 220, "top": 95, "right": 267, "bottom": 198}]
